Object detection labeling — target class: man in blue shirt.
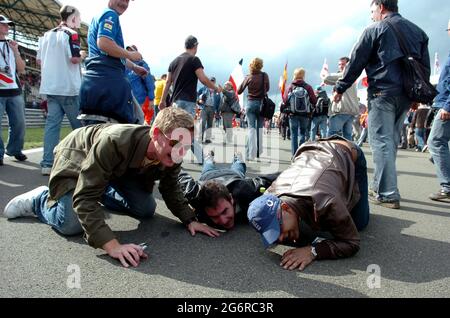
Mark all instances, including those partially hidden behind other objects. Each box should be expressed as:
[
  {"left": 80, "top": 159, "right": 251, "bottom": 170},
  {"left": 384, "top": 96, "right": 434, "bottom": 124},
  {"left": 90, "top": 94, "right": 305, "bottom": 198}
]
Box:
[
  {"left": 428, "top": 21, "right": 450, "bottom": 203},
  {"left": 79, "top": 0, "right": 148, "bottom": 125}
]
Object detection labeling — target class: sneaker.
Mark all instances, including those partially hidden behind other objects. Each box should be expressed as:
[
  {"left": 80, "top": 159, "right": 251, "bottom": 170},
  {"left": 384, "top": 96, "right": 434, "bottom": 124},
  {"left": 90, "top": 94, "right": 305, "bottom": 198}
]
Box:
[
  {"left": 369, "top": 196, "right": 401, "bottom": 209},
  {"left": 41, "top": 167, "right": 52, "bottom": 176},
  {"left": 422, "top": 145, "right": 428, "bottom": 153},
  {"left": 7, "top": 152, "right": 28, "bottom": 162},
  {"left": 234, "top": 152, "right": 244, "bottom": 162},
  {"left": 204, "top": 150, "right": 215, "bottom": 162},
  {"left": 429, "top": 191, "right": 450, "bottom": 202},
  {"left": 3, "top": 186, "right": 48, "bottom": 219}
]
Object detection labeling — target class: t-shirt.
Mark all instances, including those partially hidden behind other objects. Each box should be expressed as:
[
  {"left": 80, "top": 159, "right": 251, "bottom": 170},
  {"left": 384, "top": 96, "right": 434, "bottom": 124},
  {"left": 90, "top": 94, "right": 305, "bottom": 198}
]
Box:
[
  {"left": 38, "top": 25, "right": 81, "bottom": 96},
  {"left": 168, "top": 52, "right": 203, "bottom": 103},
  {"left": 0, "top": 40, "right": 21, "bottom": 97},
  {"left": 88, "top": 8, "right": 124, "bottom": 63}
]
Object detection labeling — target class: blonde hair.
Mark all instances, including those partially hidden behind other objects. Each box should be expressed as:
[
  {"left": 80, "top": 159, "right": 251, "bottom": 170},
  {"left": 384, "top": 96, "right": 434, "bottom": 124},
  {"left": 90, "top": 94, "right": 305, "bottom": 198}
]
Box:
[
  {"left": 293, "top": 68, "right": 306, "bottom": 81},
  {"left": 150, "top": 107, "right": 194, "bottom": 136},
  {"left": 249, "top": 58, "right": 264, "bottom": 74}
]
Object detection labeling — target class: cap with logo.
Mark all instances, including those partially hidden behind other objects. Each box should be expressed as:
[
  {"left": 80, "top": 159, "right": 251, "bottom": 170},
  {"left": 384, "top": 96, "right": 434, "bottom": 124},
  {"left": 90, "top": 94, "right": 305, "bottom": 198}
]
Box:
[{"left": 247, "top": 194, "right": 282, "bottom": 248}]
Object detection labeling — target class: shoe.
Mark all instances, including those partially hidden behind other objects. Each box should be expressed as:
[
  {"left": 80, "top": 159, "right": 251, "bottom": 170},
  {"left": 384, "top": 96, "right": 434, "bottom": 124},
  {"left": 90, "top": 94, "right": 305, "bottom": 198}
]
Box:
[
  {"left": 204, "top": 140, "right": 212, "bottom": 144},
  {"left": 6, "top": 152, "right": 28, "bottom": 162},
  {"left": 204, "top": 150, "right": 215, "bottom": 162},
  {"left": 422, "top": 145, "right": 428, "bottom": 153},
  {"left": 234, "top": 152, "right": 244, "bottom": 162},
  {"left": 3, "top": 186, "right": 48, "bottom": 219},
  {"left": 369, "top": 196, "right": 401, "bottom": 209},
  {"left": 41, "top": 167, "right": 52, "bottom": 176},
  {"left": 429, "top": 191, "right": 450, "bottom": 202}
]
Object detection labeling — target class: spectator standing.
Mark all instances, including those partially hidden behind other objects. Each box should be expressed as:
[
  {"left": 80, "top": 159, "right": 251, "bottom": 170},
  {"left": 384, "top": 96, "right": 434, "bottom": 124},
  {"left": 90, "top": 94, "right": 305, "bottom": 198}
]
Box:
[
  {"left": 153, "top": 74, "right": 167, "bottom": 122},
  {"left": 334, "top": 0, "right": 431, "bottom": 209},
  {"left": 238, "top": 58, "right": 269, "bottom": 161},
  {"left": 125, "top": 45, "right": 155, "bottom": 125},
  {"left": 79, "top": 0, "right": 148, "bottom": 125},
  {"left": 0, "top": 15, "right": 27, "bottom": 166},
  {"left": 38, "top": 5, "right": 83, "bottom": 176},
  {"left": 160, "top": 35, "right": 221, "bottom": 164},
  {"left": 427, "top": 20, "right": 450, "bottom": 203},
  {"left": 324, "top": 57, "right": 360, "bottom": 141}
]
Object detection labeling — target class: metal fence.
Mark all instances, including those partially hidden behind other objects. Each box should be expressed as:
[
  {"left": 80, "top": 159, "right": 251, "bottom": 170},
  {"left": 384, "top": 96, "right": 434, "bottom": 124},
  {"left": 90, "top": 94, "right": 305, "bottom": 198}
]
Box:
[{"left": 1, "top": 108, "right": 70, "bottom": 128}]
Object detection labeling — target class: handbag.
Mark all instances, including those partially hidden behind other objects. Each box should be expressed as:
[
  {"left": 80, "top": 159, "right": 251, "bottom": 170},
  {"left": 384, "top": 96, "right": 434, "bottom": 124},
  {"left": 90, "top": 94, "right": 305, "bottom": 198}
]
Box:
[
  {"left": 230, "top": 99, "right": 241, "bottom": 114},
  {"left": 259, "top": 73, "right": 276, "bottom": 119},
  {"left": 386, "top": 21, "right": 438, "bottom": 104}
]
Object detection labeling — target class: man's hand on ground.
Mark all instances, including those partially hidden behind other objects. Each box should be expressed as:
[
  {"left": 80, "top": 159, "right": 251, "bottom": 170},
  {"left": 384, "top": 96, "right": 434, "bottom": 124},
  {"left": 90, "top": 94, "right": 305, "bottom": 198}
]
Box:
[
  {"left": 281, "top": 246, "right": 316, "bottom": 271},
  {"left": 187, "top": 221, "right": 221, "bottom": 238},
  {"left": 103, "top": 239, "right": 148, "bottom": 268}
]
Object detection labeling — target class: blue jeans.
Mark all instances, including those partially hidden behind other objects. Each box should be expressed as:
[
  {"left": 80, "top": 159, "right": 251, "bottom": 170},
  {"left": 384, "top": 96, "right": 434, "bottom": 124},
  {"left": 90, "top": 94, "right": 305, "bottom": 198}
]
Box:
[
  {"left": 357, "top": 128, "right": 368, "bottom": 147},
  {"left": 245, "top": 100, "right": 263, "bottom": 160},
  {"left": 310, "top": 115, "right": 328, "bottom": 141},
  {"left": 328, "top": 114, "right": 354, "bottom": 141},
  {"left": 427, "top": 109, "right": 450, "bottom": 193},
  {"left": 0, "top": 94, "right": 25, "bottom": 159},
  {"left": 201, "top": 156, "right": 246, "bottom": 178},
  {"left": 174, "top": 100, "right": 203, "bottom": 163},
  {"left": 415, "top": 128, "right": 426, "bottom": 151},
  {"left": 290, "top": 115, "right": 310, "bottom": 156},
  {"left": 351, "top": 145, "right": 370, "bottom": 231},
  {"left": 33, "top": 177, "right": 157, "bottom": 236},
  {"left": 41, "top": 95, "right": 82, "bottom": 168},
  {"left": 368, "top": 95, "right": 410, "bottom": 202}
]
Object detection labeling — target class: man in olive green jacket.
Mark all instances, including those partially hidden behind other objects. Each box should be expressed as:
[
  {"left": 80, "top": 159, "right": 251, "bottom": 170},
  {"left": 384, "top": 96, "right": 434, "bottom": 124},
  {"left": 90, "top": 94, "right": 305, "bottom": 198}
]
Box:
[{"left": 4, "top": 108, "right": 220, "bottom": 268}]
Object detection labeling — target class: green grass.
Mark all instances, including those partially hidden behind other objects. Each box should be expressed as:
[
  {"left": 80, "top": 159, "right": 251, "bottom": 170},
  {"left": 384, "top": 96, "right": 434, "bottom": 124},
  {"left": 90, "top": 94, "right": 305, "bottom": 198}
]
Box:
[{"left": 2, "top": 127, "right": 73, "bottom": 150}]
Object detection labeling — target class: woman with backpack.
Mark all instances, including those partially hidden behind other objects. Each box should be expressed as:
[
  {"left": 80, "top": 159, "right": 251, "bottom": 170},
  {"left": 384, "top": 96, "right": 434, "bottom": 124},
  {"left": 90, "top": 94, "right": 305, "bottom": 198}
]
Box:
[
  {"left": 238, "top": 58, "right": 270, "bottom": 161},
  {"left": 284, "top": 68, "right": 317, "bottom": 156}
]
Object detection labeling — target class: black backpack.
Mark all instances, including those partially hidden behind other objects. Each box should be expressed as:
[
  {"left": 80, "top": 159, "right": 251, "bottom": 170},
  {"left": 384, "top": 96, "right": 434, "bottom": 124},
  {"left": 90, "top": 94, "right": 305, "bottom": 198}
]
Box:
[{"left": 314, "top": 96, "right": 331, "bottom": 115}]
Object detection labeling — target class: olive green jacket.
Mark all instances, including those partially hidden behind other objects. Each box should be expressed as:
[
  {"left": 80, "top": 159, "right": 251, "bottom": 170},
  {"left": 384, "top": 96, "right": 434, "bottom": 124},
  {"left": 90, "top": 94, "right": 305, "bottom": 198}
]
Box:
[{"left": 47, "top": 124, "right": 195, "bottom": 248}]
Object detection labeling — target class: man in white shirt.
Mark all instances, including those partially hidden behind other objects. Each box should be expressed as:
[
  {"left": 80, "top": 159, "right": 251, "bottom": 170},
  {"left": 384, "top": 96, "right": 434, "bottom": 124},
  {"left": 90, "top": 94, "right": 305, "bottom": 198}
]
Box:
[
  {"left": 0, "top": 15, "right": 27, "bottom": 166},
  {"left": 38, "top": 5, "right": 83, "bottom": 176}
]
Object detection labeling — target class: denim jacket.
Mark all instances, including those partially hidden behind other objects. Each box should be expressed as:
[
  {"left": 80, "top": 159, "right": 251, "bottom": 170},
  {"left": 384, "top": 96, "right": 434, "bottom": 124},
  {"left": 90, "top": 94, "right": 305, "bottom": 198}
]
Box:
[
  {"left": 434, "top": 54, "right": 450, "bottom": 112},
  {"left": 336, "top": 13, "right": 430, "bottom": 98},
  {"left": 126, "top": 60, "right": 155, "bottom": 105}
]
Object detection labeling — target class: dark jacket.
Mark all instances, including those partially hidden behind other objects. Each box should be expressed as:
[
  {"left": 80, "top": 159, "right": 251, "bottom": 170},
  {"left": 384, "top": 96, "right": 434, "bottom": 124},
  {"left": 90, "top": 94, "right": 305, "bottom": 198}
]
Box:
[
  {"left": 178, "top": 169, "right": 280, "bottom": 226},
  {"left": 237, "top": 71, "right": 270, "bottom": 100},
  {"left": 335, "top": 13, "right": 430, "bottom": 98},
  {"left": 48, "top": 124, "right": 195, "bottom": 248},
  {"left": 266, "top": 139, "right": 361, "bottom": 260}
]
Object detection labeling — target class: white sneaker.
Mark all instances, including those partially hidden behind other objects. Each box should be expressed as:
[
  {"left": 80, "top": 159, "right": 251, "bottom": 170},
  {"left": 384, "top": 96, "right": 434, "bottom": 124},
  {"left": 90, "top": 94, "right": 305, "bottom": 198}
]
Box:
[
  {"left": 3, "top": 186, "right": 48, "bottom": 219},
  {"left": 41, "top": 167, "right": 52, "bottom": 176}
]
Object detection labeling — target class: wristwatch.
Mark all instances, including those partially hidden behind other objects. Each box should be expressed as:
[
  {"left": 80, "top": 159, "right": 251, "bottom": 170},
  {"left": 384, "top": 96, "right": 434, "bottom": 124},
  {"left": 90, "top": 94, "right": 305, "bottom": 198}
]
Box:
[{"left": 311, "top": 246, "right": 318, "bottom": 259}]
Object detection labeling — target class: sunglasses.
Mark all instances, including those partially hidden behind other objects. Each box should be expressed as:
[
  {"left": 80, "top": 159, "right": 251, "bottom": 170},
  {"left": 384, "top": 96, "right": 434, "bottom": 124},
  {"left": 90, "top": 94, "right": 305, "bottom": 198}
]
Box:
[{"left": 160, "top": 131, "right": 181, "bottom": 147}]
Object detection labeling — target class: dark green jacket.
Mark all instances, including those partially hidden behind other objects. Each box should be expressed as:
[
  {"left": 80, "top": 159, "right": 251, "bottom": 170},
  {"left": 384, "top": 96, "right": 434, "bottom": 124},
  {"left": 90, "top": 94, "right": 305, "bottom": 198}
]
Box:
[{"left": 48, "top": 124, "right": 195, "bottom": 248}]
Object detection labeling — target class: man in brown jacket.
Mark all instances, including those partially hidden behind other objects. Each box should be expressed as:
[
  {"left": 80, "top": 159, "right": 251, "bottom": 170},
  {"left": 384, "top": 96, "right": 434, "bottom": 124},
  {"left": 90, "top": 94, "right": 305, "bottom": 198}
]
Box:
[
  {"left": 4, "top": 108, "right": 220, "bottom": 268},
  {"left": 248, "top": 137, "right": 369, "bottom": 271}
]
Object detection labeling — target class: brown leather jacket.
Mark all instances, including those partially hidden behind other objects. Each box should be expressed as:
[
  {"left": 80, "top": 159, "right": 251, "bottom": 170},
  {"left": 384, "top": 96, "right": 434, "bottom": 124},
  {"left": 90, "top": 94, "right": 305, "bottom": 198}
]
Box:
[{"left": 266, "top": 139, "right": 361, "bottom": 260}]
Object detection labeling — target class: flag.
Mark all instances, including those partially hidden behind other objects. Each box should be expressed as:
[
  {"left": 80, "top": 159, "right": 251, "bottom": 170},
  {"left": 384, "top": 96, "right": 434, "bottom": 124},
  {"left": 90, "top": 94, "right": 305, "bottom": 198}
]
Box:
[
  {"left": 434, "top": 52, "right": 441, "bottom": 76},
  {"left": 229, "top": 59, "right": 244, "bottom": 107},
  {"left": 320, "top": 59, "right": 329, "bottom": 80},
  {"left": 279, "top": 62, "right": 288, "bottom": 102},
  {"left": 358, "top": 69, "right": 369, "bottom": 88}
]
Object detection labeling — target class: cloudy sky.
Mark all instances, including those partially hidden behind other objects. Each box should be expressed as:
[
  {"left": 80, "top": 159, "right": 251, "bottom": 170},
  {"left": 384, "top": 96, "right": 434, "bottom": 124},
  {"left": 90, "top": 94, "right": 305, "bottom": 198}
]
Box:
[{"left": 61, "top": 0, "right": 449, "bottom": 101}]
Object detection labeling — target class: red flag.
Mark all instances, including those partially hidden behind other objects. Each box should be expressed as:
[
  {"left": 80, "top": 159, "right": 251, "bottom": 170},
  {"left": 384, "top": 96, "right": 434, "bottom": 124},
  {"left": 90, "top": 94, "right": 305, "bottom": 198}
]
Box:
[
  {"left": 229, "top": 59, "right": 244, "bottom": 107},
  {"left": 279, "top": 63, "right": 288, "bottom": 102}
]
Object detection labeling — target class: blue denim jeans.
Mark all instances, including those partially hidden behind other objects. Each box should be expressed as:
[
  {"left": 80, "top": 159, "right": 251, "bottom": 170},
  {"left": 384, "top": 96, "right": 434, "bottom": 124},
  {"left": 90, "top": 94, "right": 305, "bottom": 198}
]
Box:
[
  {"left": 245, "top": 100, "right": 263, "bottom": 160},
  {"left": 0, "top": 94, "right": 26, "bottom": 159},
  {"left": 41, "top": 95, "right": 82, "bottom": 168},
  {"left": 289, "top": 115, "right": 310, "bottom": 156},
  {"left": 328, "top": 114, "right": 354, "bottom": 141},
  {"left": 351, "top": 145, "right": 370, "bottom": 231},
  {"left": 427, "top": 109, "right": 450, "bottom": 193},
  {"left": 414, "top": 128, "right": 426, "bottom": 151},
  {"left": 33, "top": 177, "right": 157, "bottom": 236},
  {"left": 174, "top": 100, "right": 203, "bottom": 163},
  {"left": 368, "top": 95, "right": 410, "bottom": 202},
  {"left": 310, "top": 115, "right": 328, "bottom": 141},
  {"left": 201, "top": 156, "right": 246, "bottom": 178}
]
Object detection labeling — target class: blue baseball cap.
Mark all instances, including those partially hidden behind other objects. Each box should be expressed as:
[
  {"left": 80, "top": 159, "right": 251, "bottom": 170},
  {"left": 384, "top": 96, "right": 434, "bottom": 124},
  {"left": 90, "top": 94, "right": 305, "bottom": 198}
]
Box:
[{"left": 247, "top": 194, "right": 282, "bottom": 248}]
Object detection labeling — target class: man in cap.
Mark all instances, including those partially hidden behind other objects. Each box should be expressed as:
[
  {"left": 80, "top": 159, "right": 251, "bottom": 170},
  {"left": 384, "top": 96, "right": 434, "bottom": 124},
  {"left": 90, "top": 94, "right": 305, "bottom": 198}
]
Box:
[
  {"left": 248, "top": 137, "right": 370, "bottom": 271},
  {"left": 159, "top": 35, "right": 222, "bottom": 164},
  {"left": 0, "top": 15, "right": 27, "bottom": 166},
  {"left": 37, "top": 5, "right": 83, "bottom": 176}
]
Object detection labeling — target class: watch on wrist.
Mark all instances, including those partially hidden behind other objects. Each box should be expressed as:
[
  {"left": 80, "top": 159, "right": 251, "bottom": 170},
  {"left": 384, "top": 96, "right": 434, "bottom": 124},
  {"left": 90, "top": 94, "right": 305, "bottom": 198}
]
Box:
[{"left": 311, "top": 246, "right": 318, "bottom": 258}]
